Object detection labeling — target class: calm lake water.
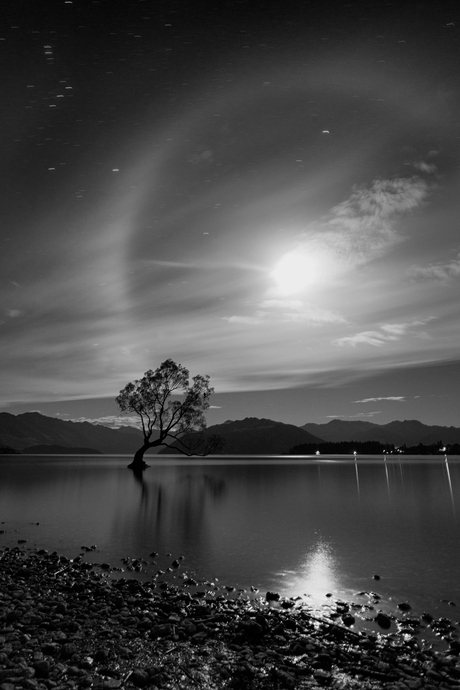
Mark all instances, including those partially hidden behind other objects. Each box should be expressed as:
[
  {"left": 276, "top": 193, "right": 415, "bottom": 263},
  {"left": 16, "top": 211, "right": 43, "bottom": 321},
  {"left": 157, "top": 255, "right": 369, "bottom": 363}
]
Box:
[{"left": 1, "top": 455, "right": 459, "bottom": 633}]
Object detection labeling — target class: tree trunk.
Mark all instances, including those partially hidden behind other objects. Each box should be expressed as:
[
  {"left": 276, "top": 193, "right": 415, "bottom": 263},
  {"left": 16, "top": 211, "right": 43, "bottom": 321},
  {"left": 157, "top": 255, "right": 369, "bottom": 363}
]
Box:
[{"left": 128, "top": 443, "right": 150, "bottom": 470}]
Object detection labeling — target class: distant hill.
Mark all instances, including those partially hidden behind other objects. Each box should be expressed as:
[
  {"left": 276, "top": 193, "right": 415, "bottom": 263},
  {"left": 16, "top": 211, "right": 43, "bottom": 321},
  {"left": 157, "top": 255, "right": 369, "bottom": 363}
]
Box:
[
  {"left": 301, "top": 419, "right": 460, "bottom": 446},
  {"left": 161, "top": 417, "right": 324, "bottom": 455},
  {"left": 3, "top": 412, "right": 457, "bottom": 457},
  {"left": 22, "top": 445, "right": 102, "bottom": 455},
  {"left": 0, "top": 412, "right": 159, "bottom": 455}
]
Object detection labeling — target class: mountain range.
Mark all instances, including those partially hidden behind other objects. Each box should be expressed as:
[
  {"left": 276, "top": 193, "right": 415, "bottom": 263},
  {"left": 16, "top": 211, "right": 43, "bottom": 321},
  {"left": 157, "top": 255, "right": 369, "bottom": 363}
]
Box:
[
  {"left": 160, "top": 417, "right": 323, "bottom": 455},
  {"left": 1, "top": 412, "right": 460, "bottom": 455},
  {"left": 301, "top": 419, "right": 460, "bottom": 446},
  {"left": 0, "top": 412, "right": 148, "bottom": 454}
]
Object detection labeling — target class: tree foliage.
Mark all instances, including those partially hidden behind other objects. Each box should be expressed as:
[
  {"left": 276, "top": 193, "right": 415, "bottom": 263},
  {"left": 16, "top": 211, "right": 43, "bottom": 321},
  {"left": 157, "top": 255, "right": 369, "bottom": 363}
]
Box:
[{"left": 116, "top": 359, "right": 224, "bottom": 466}]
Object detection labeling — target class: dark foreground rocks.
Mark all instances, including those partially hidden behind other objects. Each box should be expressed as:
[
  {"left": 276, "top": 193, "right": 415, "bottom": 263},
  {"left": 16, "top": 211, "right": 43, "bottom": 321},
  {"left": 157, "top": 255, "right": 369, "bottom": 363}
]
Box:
[{"left": 1, "top": 548, "right": 460, "bottom": 689}]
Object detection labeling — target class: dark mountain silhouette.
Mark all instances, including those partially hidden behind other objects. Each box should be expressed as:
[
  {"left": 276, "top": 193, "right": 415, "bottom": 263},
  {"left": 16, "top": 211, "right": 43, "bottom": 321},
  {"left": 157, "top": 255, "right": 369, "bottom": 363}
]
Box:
[
  {"left": 0, "top": 412, "right": 159, "bottom": 454},
  {"left": 161, "top": 417, "right": 324, "bottom": 455},
  {"left": 301, "top": 419, "right": 460, "bottom": 446},
  {"left": 2, "top": 412, "right": 457, "bottom": 456}
]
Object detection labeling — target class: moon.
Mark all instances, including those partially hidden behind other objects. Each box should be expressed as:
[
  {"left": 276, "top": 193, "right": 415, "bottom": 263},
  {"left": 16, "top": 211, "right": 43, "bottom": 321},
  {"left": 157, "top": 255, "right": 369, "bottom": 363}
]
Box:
[{"left": 272, "top": 251, "right": 321, "bottom": 294}]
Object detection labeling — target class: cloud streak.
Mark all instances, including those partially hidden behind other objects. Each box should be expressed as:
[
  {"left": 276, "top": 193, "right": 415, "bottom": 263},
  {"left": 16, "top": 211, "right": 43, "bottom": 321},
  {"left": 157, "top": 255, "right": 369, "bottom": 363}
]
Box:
[
  {"left": 325, "top": 412, "right": 382, "bottom": 418},
  {"left": 409, "top": 253, "right": 460, "bottom": 282},
  {"left": 352, "top": 396, "right": 406, "bottom": 403},
  {"left": 224, "top": 299, "right": 346, "bottom": 326},
  {"left": 71, "top": 415, "right": 142, "bottom": 429},
  {"left": 334, "top": 319, "right": 435, "bottom": 348}
]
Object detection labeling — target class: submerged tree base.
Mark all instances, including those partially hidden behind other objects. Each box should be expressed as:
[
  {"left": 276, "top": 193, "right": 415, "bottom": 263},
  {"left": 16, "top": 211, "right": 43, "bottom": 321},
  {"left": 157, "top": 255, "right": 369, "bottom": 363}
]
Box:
[{"left": 127, "top": 458, "right": 149, "bottom": 471}]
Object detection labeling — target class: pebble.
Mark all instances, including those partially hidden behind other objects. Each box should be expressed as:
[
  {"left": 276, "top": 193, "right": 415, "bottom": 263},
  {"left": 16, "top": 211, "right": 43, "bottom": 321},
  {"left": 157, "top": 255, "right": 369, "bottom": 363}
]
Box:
[{"left": 1, "top": 546, "right": 460, "bottom": 689}]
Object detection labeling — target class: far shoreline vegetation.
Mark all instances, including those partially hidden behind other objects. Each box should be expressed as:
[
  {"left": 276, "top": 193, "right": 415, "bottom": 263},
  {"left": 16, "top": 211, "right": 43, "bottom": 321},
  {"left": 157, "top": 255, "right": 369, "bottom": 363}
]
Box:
[{"left": 288, "top": 440, "right": 460, "bottom": 455}]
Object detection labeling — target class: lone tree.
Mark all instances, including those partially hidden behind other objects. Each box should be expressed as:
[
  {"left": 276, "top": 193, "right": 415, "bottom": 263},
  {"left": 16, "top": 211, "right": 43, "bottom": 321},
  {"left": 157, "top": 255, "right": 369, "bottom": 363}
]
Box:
[{"left": 116, "top": 359, "right": 224, "bottom": 470}]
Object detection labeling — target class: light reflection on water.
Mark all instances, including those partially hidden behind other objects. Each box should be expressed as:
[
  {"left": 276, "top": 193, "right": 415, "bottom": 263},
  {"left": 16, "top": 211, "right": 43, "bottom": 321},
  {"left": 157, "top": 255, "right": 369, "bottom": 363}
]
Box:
[
  {"left": 279, "top": 538, "right": 339, "bottom": 605},
  {"left": 1, "top": 455, "right": 460, "bottom": 624},
  {"left": 445, "top": 456, "right": 456, "bottom": 514}
]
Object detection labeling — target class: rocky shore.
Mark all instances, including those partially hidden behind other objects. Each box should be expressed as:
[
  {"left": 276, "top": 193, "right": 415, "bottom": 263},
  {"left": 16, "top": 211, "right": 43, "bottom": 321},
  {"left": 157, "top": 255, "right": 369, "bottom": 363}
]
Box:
[{"left": 1, "top": 547, "right": 460, "bottom": 689}]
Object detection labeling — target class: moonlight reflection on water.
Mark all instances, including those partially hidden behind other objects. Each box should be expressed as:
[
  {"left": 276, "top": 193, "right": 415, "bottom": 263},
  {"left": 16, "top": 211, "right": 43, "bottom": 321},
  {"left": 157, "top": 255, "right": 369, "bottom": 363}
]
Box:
[{"left": 280, "top": 539, "right": 340, "bottom": 605}]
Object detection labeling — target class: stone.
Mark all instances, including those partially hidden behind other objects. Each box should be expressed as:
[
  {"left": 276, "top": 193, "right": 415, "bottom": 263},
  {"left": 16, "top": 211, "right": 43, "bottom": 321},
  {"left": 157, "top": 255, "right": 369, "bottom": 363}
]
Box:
[
  {"left": 314, "top": 653, "right": 333, "bottom": 671},
  {"left": 342, "top": 613, "right": 356, "bottom": 627},
  {"left": 93, "top": 648, "right": 109, "bottom": 662},
  {"left": 375, "top": 612, "right": 392, "bottom": 629},
  {"left": 398, "top": 602, "right": 412, "bottom": 611},
  {"left": 34, "top": 660, "right": 50, "bottom": 678},
  {"left": 265, "top": 591, "right": 280, "bottom": 602},
  {"left": 60, "top": 643, "right": 77, "bottom": 659},
  {"left": 130, "top": 670, "right": 148, "bottom": 687},
  {"left": 149, "top": 624, "right": 172, "bottom": 638},
  {"left": 238, "top": 620, "right": 264, "bottom": 638}
]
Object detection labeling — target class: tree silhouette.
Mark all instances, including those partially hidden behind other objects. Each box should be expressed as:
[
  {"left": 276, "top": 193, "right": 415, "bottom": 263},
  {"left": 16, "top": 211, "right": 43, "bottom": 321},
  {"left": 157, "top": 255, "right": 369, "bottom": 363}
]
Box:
[{"left": 116, "top": 359, "right": 224, "bottom": 470}]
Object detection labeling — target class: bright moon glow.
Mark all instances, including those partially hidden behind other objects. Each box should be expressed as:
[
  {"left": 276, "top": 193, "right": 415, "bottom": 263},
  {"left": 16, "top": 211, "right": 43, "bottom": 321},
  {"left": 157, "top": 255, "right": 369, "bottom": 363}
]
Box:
[{"left": 272, "top": 251, "right": 320, "bottom": 294}]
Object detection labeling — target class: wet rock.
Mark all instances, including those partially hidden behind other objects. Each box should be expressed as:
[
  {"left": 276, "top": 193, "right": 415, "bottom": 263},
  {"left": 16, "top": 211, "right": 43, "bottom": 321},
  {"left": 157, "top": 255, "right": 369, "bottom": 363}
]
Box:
[
  {"left": 341, "top": 613, "right": 355, "bottom": 627},
  {"left": 290, "top": 642, "right": 307, "bottom": 655},
  {"left": 265, "top": 591, "right": 280, "bottom": 602},
  {"left": 60, "top": 643, "right": 78, "bottom": 659},
  {"left": 375, "top": 612, "right": 392, "bottom": 629},
  {"left": 93, "top": 648, "right": 109, "bottom": 662},
  {"left": 41, "top": 643, "right": 60, "bottom": 655},
  {"left": 255, "top": 613, "right": 268, "bottom": 631},
  {"left": 33, "top": 660, "right": 50, "bottom": 678},
  {"left": 238, "top": 619, "right": 264, "bottom": 639},
  {"left": 181, "top": 621, "right": 197, "bottom": 636},
  {"left": 281, "top": 618, "right": 295, "bottom": 633},
  {"left": 314, "top": 653, "right": 333, "bottom": 671},
  {"left": 149, "top": 623, "right": 172, "bottom": 638},
  {"left": 398, "top": 602, "right": 412, "bottom": 611},
  {"left": 183, "top": 576, "right": 197, "bottom": 586},
  {"left": 313, "top": 668, "right": 332, "bottom": 684},
  {"left": 130, "top": 669, "right": 149, "bottom": 687}
]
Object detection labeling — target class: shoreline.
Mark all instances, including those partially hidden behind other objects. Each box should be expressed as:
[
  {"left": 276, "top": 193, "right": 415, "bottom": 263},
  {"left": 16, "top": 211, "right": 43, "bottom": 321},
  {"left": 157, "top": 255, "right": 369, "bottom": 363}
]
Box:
[{"left": 1, "top": 547, "right": 460, "bottom": 689}]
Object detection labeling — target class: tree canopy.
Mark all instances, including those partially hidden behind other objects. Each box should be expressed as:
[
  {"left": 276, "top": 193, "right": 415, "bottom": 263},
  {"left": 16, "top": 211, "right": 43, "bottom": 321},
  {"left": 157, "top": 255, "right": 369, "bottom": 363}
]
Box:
[{"left": 116, "top": 359, "right": 224, "bottom": 468}]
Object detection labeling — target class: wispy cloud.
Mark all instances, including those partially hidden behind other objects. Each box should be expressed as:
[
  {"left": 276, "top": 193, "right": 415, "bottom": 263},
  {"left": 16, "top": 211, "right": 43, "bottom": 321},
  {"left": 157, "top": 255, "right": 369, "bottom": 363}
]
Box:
[
  {"left": 293, "top": 176, "right": 431, "bottom": 278},
  {"left": 412, "top": 161, "right": 437, "bottom": 174},
  {"left": 224, "top": 299, "right": 346, "bottom": 326},
  {"left": 334, "top": 319, "right": 434, "bottom": 347},
  {"left": 6, "top": 309, "right": 22, "bottom": 318},
  {"left": 325, "top": 412, "right": 382, "bottom": 419},
  {"left": 352, "top": 396, "right": 406, "bottom": 403},
  {"left": 409, "top": 252, "right": 460, "bottom": 282},
  {"left": 71, "top": 415, "right": 142, "bottom": 429}
]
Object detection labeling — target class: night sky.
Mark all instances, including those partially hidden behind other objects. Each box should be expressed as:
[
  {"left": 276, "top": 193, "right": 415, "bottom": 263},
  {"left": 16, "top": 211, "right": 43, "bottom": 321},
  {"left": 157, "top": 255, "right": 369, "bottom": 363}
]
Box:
[{"left": 2, "top": 0, "right": 460, "bottom": 428}]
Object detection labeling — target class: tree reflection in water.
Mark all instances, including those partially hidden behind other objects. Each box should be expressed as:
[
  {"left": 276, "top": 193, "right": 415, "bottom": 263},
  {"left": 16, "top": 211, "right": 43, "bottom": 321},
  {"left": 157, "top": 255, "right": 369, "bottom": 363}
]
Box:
[{"left": 113, "top": 466, "right": 227, "bottom": 560}]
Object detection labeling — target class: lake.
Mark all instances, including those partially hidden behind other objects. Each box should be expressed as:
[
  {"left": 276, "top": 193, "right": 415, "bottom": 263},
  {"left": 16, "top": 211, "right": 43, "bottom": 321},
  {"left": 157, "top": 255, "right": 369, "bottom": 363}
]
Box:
[{"left": 1, "top": 455, "right": 459, "bottom": 636}]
